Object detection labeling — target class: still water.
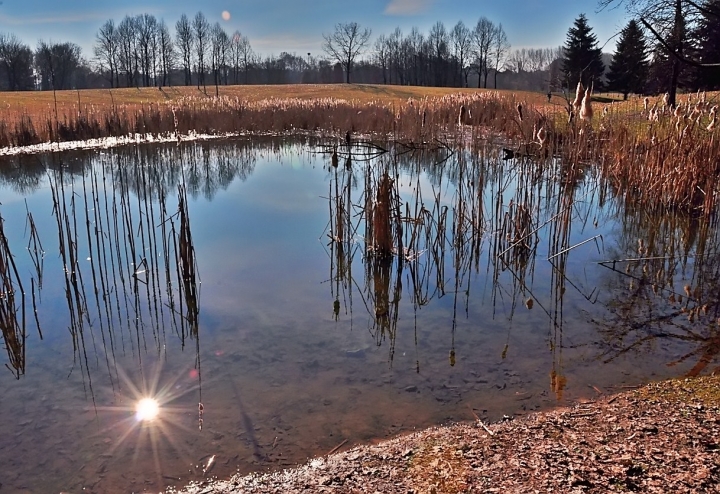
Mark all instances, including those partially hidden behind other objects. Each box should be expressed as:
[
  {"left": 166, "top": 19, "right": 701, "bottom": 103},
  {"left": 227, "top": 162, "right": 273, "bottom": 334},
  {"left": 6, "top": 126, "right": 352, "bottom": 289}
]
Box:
[{"left": 0, "top": 136, "right": 718, "bottom": 493}]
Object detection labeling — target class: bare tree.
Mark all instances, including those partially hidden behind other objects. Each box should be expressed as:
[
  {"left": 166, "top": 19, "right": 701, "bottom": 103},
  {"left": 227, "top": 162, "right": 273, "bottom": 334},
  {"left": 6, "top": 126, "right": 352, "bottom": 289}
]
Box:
[
  {"left": 35, "top": 41, "right": 82, "bottom": 90},
  {"left": 157, "top": 20, "right": 174, "bottom": 87},
  {"left": 472, "top": 17, "right": 495, "bottom": 88},
  {"left": 322, "top": 22, "right": 372, "bottom": 83},
  {"left": 193, "top": 11, "right": 210, "bottom": 90},
  {"left": 387, "top": 27, "right": 403, "bottom": 84},
  {"left": 491, "top": 23, "right": 510, "bottom": 89},
  {"left": 210, "top": 22, "right": 230, "bottom": 94},
  {"left": 175, "top": 14, "right": 193, "bottom": 86},
  {"left": 0, "top": 33, "right": 35, "bottom": 90},
  {"left": 94, "top": 19, "right": 118, "bottom": 87},
  {"left": 239, "top": 34, "right": 254, "bottom": 84},
  {"left": 451, "top": 20, "right": 472, "bottom": 87},
  {"left": 137, "top": 14, "right": 157, "bottom": 86},
  {"left": 428, "top": 21, "right": 449, "bottom": 86},
  {"left": 406, "top": 27, "right": 425, "bottom": 85},
  {"left": 229, "top": 31, "right": 253, "bottom": 84},
  {"left": 374, "top": 34, "right": 390, "bottom": 84},
  {"left": 117, "top": 15, "right": 138, "bottom": 86}
]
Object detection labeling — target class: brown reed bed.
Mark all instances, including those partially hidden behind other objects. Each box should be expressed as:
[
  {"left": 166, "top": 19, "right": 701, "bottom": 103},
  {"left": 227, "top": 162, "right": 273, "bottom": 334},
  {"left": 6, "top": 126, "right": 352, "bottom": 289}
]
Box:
[{"left": 1, "top": 85, "right": 718, "bottom": 216}]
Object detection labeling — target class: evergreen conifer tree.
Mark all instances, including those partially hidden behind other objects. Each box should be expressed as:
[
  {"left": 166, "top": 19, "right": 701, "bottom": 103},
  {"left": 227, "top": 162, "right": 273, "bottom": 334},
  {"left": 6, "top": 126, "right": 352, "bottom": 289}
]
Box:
[
  {"left": 693, "top": 0, "right": 720, "bottom": 90},
  {"left": 562, "top": 14, "right": 605, "bottom": 89},
  {"left": 607, "top": 20, "right": 649, "bottom": 99}
]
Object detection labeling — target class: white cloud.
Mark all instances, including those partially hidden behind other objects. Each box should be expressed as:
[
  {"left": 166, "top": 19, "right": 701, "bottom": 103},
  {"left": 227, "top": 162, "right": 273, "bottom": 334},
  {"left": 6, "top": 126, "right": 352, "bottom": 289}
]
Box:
[{"left": 384, "top": 0, "right": 434, "bottom": 16}]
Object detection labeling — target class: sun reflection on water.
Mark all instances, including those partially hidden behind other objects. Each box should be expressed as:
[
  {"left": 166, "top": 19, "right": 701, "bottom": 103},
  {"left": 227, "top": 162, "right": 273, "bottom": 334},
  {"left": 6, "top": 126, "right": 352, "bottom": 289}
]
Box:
[
  {"left": 87, "top": 360, "right": 204, "bottom": 489},
  {"left": 135, "top": 397, "right": 160, "bottom": 422}
]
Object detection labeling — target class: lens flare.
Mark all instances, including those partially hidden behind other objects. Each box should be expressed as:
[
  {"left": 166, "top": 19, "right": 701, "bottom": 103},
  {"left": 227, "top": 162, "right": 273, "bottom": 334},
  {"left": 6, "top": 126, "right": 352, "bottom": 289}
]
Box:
[{"left": 135, "top": 398, "right": 160, "bottom": 422}]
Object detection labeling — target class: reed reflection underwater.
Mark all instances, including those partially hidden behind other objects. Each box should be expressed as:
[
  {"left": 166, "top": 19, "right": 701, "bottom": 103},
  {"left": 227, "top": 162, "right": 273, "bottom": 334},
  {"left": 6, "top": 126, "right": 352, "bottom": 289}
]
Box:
[{"left": 322, "top": 135, "right": 720, "bottom": 390}]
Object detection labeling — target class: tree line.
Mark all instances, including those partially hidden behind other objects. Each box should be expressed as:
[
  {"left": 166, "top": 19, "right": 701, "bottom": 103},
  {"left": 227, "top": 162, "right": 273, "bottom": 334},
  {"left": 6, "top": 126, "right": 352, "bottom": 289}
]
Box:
[{"left": 1, "top": 1, "right": 718, "bottom": 95}]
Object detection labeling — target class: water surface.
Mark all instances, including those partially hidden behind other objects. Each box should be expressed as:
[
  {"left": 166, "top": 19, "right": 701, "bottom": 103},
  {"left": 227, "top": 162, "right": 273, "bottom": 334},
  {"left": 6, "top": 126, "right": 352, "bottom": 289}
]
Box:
[{"left": 0, "top": 136, "right": 718, "bottom": 493}]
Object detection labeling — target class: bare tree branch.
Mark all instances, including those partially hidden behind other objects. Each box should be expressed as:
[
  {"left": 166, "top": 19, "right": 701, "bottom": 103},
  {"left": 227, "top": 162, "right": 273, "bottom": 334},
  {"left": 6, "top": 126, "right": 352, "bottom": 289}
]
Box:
[{"left": 640, "top": 17, "right": 720, "bottom": 67}]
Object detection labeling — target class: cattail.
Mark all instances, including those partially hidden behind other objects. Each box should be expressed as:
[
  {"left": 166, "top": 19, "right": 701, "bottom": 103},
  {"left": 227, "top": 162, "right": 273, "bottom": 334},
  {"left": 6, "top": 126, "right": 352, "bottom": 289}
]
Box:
[
  {"left": 536, "top": 126, "right": 547, "bottom": 147},
  {"left": 516, "top": 103, "right": 523, "bottom": 122},
  {"left": 708, "top": 116, "right": 716, "bottom": 132},
  {"left": 673, "top": 104, "right": 682, "bottom": 118},
  {"left": 662, "top": 92, "right": 670, "bottom": 109},
  {"left": 643, "top": 96, "right": 650, "bottom": 112},
  {"left": 580, "top": 88, "right": 593, "bottom": 121},
  {"left": 458, "top": 105, "right": 468, "bottom": 126},
  {"left": 690, "top": 107, "right": 701, "bottom": 123},
  {"left": 649, "top": 106, "right": 660, "bottom": 122},
  {"left": 572, "top": 81, "right": 584, "bottom": 112}
]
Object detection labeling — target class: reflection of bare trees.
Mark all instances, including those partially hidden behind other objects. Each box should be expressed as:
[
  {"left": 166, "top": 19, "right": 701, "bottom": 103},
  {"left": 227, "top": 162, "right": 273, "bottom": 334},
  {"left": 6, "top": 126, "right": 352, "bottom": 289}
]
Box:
[{"left": 0, "top": 138, "right": 264, "bottom": 200}]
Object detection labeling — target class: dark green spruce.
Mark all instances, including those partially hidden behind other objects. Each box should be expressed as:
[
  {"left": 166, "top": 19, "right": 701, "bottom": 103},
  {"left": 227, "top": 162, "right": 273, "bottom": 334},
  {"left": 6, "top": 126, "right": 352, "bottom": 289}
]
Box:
[
  {"left": 607, "top": 20, "right": 649, "bottom": 99},
  {"left": 561, "top": 14, "right": 605, "bottom": 89}
]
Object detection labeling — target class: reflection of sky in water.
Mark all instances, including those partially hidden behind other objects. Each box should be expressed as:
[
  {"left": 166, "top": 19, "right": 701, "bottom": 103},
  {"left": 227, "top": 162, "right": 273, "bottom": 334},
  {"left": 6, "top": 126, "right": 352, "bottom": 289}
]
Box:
[{"left": 0, "top": 137, "right": 717, "bottom": 493}]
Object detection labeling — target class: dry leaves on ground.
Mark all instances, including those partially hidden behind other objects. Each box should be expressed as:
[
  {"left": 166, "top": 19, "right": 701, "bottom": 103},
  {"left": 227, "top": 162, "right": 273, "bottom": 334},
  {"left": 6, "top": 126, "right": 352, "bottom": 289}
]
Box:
[{"left": 173, "top": 376, "right": 720, "bottom": 494}]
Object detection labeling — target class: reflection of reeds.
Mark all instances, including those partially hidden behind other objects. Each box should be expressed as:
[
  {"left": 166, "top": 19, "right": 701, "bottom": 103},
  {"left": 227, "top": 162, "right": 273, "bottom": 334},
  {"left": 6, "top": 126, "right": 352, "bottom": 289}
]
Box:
[
  {"left": 21, "top": 145, "right": 208, "bottom": 404},
  {"left": 597, "top": 205, "right": 720, "bottom": 375},
  {"left": 25, "top": 203, "right": 44, "bottom": 340},
  {"left": 176, "top": 184, "right": 199, "bottom": 338},
  {"left": 0, "top": 212, "right": 26, "bottom": 378},
  {"left": 372, "top": 173, "right": 395, "bottom": 258}
]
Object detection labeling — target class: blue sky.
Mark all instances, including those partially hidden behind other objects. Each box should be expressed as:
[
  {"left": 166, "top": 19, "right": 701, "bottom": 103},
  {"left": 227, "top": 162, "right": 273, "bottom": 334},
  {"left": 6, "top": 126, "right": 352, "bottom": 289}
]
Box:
[{"left": 0, "top": 0, "right": 630, "bottom": 60}]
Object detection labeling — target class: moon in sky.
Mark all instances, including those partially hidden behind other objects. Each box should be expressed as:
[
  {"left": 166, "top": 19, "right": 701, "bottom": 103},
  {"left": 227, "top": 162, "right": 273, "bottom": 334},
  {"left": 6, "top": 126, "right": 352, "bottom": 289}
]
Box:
[{"left": 222, "top": 11, "right": 231, "bottom": 21}]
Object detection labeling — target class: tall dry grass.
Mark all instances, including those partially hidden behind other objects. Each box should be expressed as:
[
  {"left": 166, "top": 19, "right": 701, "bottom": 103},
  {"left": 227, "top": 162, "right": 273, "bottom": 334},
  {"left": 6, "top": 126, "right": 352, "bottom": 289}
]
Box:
[{"left": 1, "top": 85, "right": 718, "bottom": 215}]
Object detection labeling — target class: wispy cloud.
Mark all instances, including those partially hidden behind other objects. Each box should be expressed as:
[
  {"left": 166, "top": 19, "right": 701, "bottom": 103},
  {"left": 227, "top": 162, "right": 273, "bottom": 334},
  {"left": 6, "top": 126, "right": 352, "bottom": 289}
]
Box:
[
  {"left": 0, "top": 12, "right": 105, "bottom": 25},
  {"left": 0, "top": 7, "right": 165, "bottom": 26},
  {"left": 384, "top": 0, "right": 434, "bottom": 15}
]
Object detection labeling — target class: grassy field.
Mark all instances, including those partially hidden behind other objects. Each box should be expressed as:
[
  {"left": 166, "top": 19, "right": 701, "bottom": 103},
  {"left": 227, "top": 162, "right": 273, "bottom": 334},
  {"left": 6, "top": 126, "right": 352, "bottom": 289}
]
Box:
[{"left": 0, "top": 83, "right": 562, "bottom": 112}]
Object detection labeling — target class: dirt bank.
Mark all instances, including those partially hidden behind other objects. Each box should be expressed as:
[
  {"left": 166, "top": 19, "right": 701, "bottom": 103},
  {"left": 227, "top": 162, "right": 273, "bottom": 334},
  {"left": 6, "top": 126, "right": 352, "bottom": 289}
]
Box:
[{"left": 169, "top": 376, "right": 720, "bottom": 493}]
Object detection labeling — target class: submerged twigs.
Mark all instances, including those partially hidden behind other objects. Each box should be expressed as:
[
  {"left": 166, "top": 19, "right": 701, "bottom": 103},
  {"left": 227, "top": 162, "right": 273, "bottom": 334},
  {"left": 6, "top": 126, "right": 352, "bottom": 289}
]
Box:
[
  {"left": 326, "top": 439, "right": 349, "bottom": 456},
  {"left": 547, "top": 235, "right": 603, "bottom": 261}
]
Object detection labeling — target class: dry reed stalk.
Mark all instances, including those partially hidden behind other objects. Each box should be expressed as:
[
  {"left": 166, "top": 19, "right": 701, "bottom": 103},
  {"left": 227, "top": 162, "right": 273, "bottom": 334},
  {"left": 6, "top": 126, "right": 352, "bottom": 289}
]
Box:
[
  {"left": 580, "top": 88, "right": 593, "bottom": 122},
  {"left": 572, "top": 82, "right": 584, "bottom": 113}
]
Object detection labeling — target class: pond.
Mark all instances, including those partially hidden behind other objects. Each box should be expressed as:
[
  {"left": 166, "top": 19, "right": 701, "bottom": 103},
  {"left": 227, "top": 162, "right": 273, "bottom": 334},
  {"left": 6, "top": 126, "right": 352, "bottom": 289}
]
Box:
[{"left": 0, "top": 136, "right": 718, "bottom": 493}]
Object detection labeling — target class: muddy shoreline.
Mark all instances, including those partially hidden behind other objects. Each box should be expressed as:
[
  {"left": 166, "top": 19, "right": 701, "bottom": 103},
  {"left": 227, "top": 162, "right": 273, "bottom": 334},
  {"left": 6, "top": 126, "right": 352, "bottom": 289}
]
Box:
[{"left": 169, "top": 376, "right": 720, "bottom": 493}]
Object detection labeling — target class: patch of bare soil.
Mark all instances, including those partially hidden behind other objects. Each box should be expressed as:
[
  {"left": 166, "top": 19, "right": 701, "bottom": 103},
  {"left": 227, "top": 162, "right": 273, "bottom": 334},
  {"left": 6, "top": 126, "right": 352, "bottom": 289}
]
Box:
[{"left": 171, "top": 376, "right": 720, "bottom": 493}]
